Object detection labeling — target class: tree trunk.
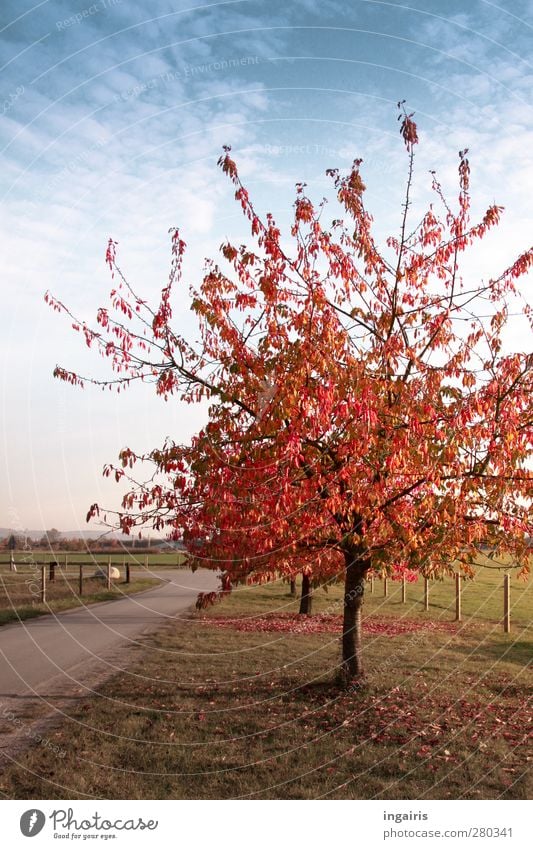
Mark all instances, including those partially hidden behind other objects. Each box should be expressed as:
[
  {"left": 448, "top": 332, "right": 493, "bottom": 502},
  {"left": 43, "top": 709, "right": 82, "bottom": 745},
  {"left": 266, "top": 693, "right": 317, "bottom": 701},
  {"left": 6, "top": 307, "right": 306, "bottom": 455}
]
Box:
[
  {"left": 290, "top": 578, "right": 297, "bottom": 597},
  {"left": 299, "top": 573, "right": 313, "bottom": 615},
  {"left": 340, "top": 547, "right": 370, "bottom": 684}
]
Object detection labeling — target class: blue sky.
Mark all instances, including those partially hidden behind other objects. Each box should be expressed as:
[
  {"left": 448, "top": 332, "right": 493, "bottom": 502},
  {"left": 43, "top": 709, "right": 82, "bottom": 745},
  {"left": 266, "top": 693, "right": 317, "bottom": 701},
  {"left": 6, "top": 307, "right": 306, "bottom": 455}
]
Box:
[{"left": 1, "top": 0, "right": 532, "bottom": 532}]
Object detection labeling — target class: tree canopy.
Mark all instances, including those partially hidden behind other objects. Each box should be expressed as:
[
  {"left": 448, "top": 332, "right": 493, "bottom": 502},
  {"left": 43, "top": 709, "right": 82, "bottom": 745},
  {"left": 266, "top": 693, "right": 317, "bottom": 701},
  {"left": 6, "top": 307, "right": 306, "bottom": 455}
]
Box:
[{"left": 47, "top": 106, "right": 532, "bottom": 681}]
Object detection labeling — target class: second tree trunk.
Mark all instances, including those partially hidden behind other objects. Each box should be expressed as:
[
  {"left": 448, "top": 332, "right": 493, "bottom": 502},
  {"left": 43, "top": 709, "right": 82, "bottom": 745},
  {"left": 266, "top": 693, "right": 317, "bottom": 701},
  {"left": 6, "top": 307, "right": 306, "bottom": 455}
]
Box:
[{"left": 299, "top": 573, "right": 313, "bottom": 615}]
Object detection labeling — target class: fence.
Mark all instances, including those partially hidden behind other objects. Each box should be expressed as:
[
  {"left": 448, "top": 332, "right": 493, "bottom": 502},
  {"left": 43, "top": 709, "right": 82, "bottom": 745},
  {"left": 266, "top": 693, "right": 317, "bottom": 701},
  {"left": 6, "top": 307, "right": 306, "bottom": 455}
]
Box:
[
  {"left": 0, "top": 553, "right": 182, "bottom": 605},
  {"left": 367, "top": 571, "right": 519, "bottom": 633}
]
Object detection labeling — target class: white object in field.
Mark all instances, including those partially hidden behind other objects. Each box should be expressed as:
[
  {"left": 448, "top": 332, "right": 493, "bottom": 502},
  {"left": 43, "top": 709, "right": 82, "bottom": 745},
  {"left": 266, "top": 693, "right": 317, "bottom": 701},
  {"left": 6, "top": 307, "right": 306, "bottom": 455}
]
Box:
[{"left": 93, "top": 566, "right": 121, "bottom": 580}]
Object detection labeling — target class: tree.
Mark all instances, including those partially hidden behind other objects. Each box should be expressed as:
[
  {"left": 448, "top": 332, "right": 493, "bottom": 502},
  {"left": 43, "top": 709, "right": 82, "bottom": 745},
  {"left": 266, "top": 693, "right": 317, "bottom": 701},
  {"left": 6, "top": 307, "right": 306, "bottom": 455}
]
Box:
[
  {"left": 47, "top": 106, "right": 532, "bottom": 683},
  {"left": 299, "top": 573, "right": 313, "bottom": 616},
  {"left": 41, "top": 528, "right": 62, "bottom": 547}
]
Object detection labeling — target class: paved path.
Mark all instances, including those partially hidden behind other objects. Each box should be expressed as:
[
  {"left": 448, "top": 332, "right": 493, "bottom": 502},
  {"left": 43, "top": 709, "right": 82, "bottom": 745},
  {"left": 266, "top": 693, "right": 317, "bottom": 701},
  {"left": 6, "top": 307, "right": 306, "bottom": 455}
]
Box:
[{"left": 0, "top": 569, "right": 218, "bottom": 698}]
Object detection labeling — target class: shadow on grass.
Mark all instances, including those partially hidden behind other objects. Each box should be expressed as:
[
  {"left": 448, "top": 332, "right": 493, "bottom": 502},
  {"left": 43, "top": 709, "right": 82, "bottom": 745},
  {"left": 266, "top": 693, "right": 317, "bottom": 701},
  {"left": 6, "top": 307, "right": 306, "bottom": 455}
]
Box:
[{"left": 453, "top": 638, "right": 532, "bottom": 667}]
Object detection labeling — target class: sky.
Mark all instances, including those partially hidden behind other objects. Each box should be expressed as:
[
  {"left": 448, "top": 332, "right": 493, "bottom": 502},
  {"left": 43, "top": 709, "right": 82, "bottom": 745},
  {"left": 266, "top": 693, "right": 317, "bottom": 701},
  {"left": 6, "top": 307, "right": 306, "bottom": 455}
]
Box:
[{"left": 1, "top": 0, "right": 532, "bottom": 533}]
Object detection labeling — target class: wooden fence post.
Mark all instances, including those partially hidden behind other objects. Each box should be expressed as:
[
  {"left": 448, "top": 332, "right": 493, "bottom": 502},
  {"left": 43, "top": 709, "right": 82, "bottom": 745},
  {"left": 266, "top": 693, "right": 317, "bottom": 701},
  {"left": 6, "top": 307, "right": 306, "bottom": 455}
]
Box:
[
  {"left": 370, "top": 574, "right": 374, "bottom": 594},
  {"left": 10, "top": 551, "right": 17, "bottom": 572},
  {"left": 41, "top": 564, "right": 46, "bottom": 604},
  {"left": 402, "top": 577, "right": 407, "bottom": 604},
  {"left": 383, "top": 575, "right": 388, "bottom": 597},
  {"left": 107, "top": 557, "right": 112, "bottom": 590},
  {"left": 144, "top": 554, "right": 148, "bottom": 571},
  {"left": 455, "top": 573, "right": 462, "bottom": 622},
  {"left": 49, "top": 561, "right": 56, "bottom": 582},
  {"left": 503, "top": 573, "right": 510, "bottom": 633},
  {"left": 126, "top": 557, "right": 130, "bottom": 585},
  {"left": 79, "top": 564, "right": 83, "bottom": 596},
  {"left": 424, "top": 576, "right": 429, "bottom": 611}
]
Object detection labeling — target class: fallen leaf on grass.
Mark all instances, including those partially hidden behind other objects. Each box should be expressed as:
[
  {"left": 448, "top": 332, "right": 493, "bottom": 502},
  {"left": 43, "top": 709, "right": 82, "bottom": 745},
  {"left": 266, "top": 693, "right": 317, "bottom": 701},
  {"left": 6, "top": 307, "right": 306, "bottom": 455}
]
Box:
[{"left": 201, "top": 612, "right": 459, "bottom": 637}]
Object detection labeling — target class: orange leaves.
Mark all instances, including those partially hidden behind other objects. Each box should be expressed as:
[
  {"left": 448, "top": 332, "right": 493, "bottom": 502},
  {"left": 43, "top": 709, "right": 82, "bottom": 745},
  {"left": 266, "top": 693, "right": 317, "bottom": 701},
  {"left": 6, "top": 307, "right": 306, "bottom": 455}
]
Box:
[
  {"left": 458, "top": 147, "right": 470, "bottom": 195},
  {"left": 47, "top": 107, "right": 532, "bottom": 600},
  {"left": 52, "top": 366, "right": 84, "bottom": 388},
  {"left": 105, "top": 238, "right": 117, "bottom": 275},
  {"left": 234, "top": 186, "right": 249, "bottom": 213},
  {"left": 470, "top": 204, "right": 504, "bottom": 241},
  {"left": 507, "top": 247, "right": 533, "bottom": 280},
  {"left": 202, "top": 612, "right": 458, "bottom": 636},
  {"left": 103, "top": 464, "right": 125, "bottom": 483},
  {"left": 156, "top": 369, "right": 178, "bottom": 398},
  {"left": 44, "top": 291, "right": 64, "bottom": 313},
  {"left": 118, "top": 447, "right": 137, "bottom": 469},
  {"left": 400, "top": 115, "right": 418, "bottom": 150},
  {"left": 170, "top": 227, "right": 186, "bottom": 262},
  {"left": 221, "top": 242, "right": 238, "bottom": 263},
  {"left": 461, "top": 371, "right": 477, "bottom": 390},
  {"left": 294, "top": 195, "right": 315, "bottom": 224},
  {"left": 96, "top": 308, "right": 109, "bottom": 329},
  {"left": 195, "top": 590, "right": 223, "bottom": 611},
  {"left": 420, "top": 209, "right": 442, "bottom": 247},
  {"left": 398, "top": 102, "right": 419, "bottom": 151},
  {"left": 86, "top": 503, "right": 100, "bottom": 523},
  {"left": 217, "top": 145, "right": 238, "bottom": 182},
  {"left": 111, "top": 292, "right": 133, "bottom": 320}
]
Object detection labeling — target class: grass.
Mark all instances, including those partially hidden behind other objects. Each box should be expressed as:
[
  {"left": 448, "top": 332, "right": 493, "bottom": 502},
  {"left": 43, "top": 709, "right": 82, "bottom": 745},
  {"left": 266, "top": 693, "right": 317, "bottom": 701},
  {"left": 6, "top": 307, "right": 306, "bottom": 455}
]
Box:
[
  {"left": 206, "top": 562, "right": 532, "bottom": 628},
  {"left": 0, "top": 571, "right": 161, "bottom": 626},
  {"left": 362, "top": 563, "right": 531, "bottom": 628},
  {"left": 0, "top": 571, "right": 530, "bottom": 800},
  {"left": 0, "top": 551, "right": 187, "bottom": 568}
]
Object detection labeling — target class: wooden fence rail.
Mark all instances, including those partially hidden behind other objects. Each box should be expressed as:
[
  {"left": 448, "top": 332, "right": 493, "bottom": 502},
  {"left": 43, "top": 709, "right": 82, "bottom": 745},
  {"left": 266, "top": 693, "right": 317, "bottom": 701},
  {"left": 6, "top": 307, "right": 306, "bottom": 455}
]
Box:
[
  {"left": 1, "top": 561, "right": 521, "bottom": 633},
  {"left": 1, "top": 564, "right": 125, "bottom": 603},
  {"left": 0, "top": 553, "right": 176, "bottom": 609},
  {"left": 370, "top": 571, "right": 515, "bottom": 633},
  {"left": 1, "top": 559, "right": 186, "bottom": 568}
]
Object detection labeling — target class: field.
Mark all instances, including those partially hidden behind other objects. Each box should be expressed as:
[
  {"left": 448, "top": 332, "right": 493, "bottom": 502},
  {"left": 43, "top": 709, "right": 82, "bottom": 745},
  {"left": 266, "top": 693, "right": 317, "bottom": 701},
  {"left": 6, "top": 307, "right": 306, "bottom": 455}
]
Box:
[
  {"left": 0, "top": 551, "right": 188, "bottom": 625},
  {"left": 227, "top": 559, "right": 532, "bottom": 628},
  {"left": 0, "top": 569, "right": 162, "bottom": 626},
  {"left": 0, "top": 565, "right": 530, "bottom": 800},
  {"left": 0, "top": 551, "right": 181, "bottom": 626},
  {"left": 0, "top": 551, "right": 187, "bottom": 567}
]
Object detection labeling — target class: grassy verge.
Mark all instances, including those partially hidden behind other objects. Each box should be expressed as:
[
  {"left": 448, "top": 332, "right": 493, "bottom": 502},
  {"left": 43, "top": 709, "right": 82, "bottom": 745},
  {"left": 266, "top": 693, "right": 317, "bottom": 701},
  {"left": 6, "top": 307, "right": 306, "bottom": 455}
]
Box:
[
  {"left": 0, "top": 578, "right": 530, "bottom": 800},
  {"left": 0, "top": 577, "right": 161, "bottom": 626}
]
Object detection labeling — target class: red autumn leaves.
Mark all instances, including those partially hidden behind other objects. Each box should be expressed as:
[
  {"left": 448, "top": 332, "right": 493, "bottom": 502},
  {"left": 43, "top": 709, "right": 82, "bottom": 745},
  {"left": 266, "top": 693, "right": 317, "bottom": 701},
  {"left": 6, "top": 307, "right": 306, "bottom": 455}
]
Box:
[
  {"left": 47, "top": 105, "right": 532, "bottom": 678},
  {"left": 202, "top": 613, "right": 459, "bottom": 637}
]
